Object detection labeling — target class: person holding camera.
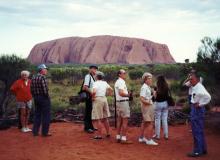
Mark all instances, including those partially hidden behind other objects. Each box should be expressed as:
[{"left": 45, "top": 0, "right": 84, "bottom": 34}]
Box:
[
  {"left": 114, "top": 69, "right": 132, "bottom": 144},
  {"left": 82, "top": 65, "right": 98, "bottom": 133},
  {"left": 138, "top": 72, "right": 158, "bottom": 145}
]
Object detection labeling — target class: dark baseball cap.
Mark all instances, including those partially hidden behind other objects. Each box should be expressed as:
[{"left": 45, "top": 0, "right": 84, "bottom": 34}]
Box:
[{"left": 89, "top": 65, "right": 98, "bottom": 69}]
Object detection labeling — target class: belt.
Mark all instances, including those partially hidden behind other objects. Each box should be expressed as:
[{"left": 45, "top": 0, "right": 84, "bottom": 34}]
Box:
[{"left": 116, "top": 99, "right": 129, "bottom": 102}]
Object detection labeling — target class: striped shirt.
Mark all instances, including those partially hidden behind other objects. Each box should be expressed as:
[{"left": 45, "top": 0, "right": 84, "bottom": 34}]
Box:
[{"left": 31, "top": 73, "right": 49, "bottom": 97}]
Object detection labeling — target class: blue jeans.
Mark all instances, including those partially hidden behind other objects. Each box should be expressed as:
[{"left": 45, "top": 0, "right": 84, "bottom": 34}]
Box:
[
  {"left": 32, "top": 96, "right": 51, "bottom": 136},
  {"left": 190, "top": 104, "right": 207, "bottom": 154},
  {"left": 155, "top": 101, "right": 169, "bottom": 138}
]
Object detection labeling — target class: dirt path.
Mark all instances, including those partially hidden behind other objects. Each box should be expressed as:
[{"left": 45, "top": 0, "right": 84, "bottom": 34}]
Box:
[{"left": 0, "top": 123, "right": 219, "bottom": 160}]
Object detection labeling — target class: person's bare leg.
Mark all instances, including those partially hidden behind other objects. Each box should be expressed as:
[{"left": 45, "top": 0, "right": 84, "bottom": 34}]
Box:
[
  {"left": 121, "top": 118, "right": 128, "bottom": 136},
  {"left": 20, "top": 108, "right": 26, "bottom": 129},
  {"left": 93, "top": 120, "right": 102, "bottom": 137},
  {"left": 102, "top": 118, "right": 110, "bottom": 135},
  {"left": 25, "top": 108, "right": 30, "bottom": 128},
  {"left": 140, "top": 122, "right": 146, "bottom": 138},
  {"left": 145, "top": 122, "right": 153, "bottom": 140},
  {"left": 117, "top": 116, "right": 122, "bottom": 135}
]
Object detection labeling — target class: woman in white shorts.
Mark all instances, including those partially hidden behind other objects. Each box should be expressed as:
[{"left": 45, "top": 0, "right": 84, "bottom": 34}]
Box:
[{"left": 92, "top": 71, "right": 113, "bottom": 139}]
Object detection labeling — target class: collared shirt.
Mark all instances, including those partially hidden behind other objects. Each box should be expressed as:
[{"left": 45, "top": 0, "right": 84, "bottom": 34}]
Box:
[
  {"left": 114, "top": 77, "right": 129, "bottom": 101},
  {"left": 93, "top": 80, "right": 111, "bottom": 97},
  {"left": 83, "top": 74, "right": 95, "bottom": 90},
  {"left": 191, "top": 83, "right": 211, "bottom": 106},
  {"left": 185, "top": 77, "right": 203, "bottom": 95},
  {"left": 10, "top": 78, "right": 32, "bottom": 102},
  {"left": 140, "top": 83, "right": 152, "bottom": 100},
  {"left": 31, "top": 73, "right": 49, "bottom": 97}
]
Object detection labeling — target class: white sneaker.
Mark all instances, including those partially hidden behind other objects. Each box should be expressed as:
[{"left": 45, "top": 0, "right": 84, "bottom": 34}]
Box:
[
  {"left": 21, "top": 127, "right": 28, "bottom": 133},
  {"left": 25, "top": 127, "right": 32, "bottom": 132},
  {"left": 146, "top": 139, "right": 158, "bottom": 145},
  {"left": 138, "top": 137, "right": 147, "bottom": 143}
]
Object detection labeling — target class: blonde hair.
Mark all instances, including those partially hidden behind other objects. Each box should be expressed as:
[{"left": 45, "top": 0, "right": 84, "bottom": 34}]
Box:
[{"left": 21, "top": 70, "right": 30, "bottom": 77}]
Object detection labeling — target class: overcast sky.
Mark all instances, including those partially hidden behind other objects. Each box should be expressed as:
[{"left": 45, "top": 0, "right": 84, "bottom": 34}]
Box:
[{"left": 0, "top": 0, "right": 219, "bottom": 62}]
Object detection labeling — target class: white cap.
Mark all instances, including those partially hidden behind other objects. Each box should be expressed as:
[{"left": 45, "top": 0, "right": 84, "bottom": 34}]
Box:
[{"left": 37, "top": 64, "right": 47, "bottom": 71}]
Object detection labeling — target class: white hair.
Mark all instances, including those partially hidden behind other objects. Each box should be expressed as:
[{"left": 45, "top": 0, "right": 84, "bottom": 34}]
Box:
[
  {"left": 21, "top": 70, "right": 30, "bottom": 77},
  {"left": 142, "top": 72, "right": 152, "bottom": 80}
]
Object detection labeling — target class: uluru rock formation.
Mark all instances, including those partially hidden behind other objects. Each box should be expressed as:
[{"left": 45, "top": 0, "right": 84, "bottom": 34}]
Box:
[{"left": 27, "top": 35, "right": 175, "bottom": 64}]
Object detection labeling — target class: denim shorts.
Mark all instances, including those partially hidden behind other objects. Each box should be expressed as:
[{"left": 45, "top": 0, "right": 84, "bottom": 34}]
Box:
[{"left": 17, "top": 100, "right": 32, "bottom": 109}]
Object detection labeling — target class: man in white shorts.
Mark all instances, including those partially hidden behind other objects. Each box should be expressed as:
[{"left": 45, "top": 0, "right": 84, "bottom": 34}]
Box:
[{"left": 114, "top": 69, "right": 132, "bottom": 144}]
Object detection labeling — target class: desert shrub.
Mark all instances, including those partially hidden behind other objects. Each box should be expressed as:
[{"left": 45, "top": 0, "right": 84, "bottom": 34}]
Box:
[{"left": 129, "top": 69, "right": 145, "bottom": 80}]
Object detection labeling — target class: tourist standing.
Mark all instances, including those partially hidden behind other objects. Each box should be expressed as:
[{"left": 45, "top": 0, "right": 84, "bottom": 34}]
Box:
[
  {"left": 82, "top": 65, "right": 98, "bottom": 133},
  {"left": 114, "top": 69, "right": 132, "bottom": 144},
  {"left": 187, "top": 73, "right": 211, "bottom": 157},
  {"left": 10, "top": 70, "right": 32, "bottom": 133},
  {"left": 139, "top": 72, "right": 158, "bottom": 145},
  {"left": 153, "top": 75, "right": 170, "bottom": 140},
  {"left": 91, "top": 71, "right": 113, "bottom": 139},
  {"left": 31, "top": 64, "right": 51, "bottom": 137}
]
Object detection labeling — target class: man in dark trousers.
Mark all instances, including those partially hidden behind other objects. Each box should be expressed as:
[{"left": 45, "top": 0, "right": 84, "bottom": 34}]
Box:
[
  {"left": 31, "top": 64, "right": 51, "bottom": 137},
  {"left": 187, "top": 73, "right": 211, "bottom": 157},
  {"left": 83, "top": 65, "right": 98, "bottom": 133}
]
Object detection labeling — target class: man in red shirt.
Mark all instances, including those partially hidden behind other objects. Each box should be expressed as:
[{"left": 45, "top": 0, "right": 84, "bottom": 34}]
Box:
[{"left": 10, "top": 70, "right": 32, "bottom": 133}]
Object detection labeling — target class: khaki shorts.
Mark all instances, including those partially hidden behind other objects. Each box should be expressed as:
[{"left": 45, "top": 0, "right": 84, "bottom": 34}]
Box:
[
  {"left": 141, "top": 103, "right": 155, "bottom": 122},
  {"left": 92, "top": 97, "right": 110, "bottom": 120},
  {"left": 116, "top": 101, "right": 130, "bottom": 118},
  {"left": 17, "top": 100, "right": 32, "bottom": 109}
]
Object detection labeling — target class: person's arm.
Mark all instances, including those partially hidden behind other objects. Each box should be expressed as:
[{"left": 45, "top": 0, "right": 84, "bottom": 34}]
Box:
[
  {"left": 119, "top": 89, "right": 130, "bottom": 97},
  {"left": 10, "top": 81, "right": 17, "bottom": 94},
  {"left": 196, "top": 93, "right": 211, "bottom": 107},
  {"left": 82, "top": 75, "right": 92, "bottom": 95},
  {"left": 140, "top": 96, "right": 152, "bottom": 105}
]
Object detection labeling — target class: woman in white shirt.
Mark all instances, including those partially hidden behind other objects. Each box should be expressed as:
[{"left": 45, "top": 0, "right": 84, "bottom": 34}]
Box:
[
  {"left": 91, "top": 71, "right": 113, "bottom": 139},
  {"left": 138, "top": 72, "right": 158, "bottom": 145}
]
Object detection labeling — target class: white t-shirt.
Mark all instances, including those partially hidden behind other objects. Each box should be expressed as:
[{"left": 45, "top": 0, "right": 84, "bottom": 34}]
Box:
[
  {"left": 93, "top": 80, "right": 111, "bottom": 97},
  {"left": 140, "top": 83, "right": 152, "bottom": 100},
  {"left": 191, "top": 83, "right": 211, "bottom": 106},
  {"left": 114, "top": 78, "right": 129, "bottom": 101},
  {"left": 83, "top": 74, "right": 95, "bottom": 89}
]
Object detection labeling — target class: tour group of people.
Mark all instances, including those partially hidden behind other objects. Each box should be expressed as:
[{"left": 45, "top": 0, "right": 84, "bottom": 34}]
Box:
[{"left": 10, "top": 64, "right": 211, "bottom": 158}]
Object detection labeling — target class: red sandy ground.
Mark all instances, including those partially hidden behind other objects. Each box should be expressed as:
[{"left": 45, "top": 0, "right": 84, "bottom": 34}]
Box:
[{"left": 0, "top": 123, "right": 219, "bottom": 160}]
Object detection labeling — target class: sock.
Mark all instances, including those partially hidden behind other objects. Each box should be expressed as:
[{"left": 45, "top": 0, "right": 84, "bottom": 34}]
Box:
[
  {"left": 116, "top": 134, "right": 121, "bottom": 140},
  {"left": 121, "top": 136, "right": 127, "bottom": 141}
]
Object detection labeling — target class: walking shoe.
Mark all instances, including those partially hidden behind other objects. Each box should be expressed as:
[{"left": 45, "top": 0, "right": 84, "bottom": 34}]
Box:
[
  {"left": 25, "top": 127, "right": 32, "bottom": 132},
  {"left": 146, "top": 139, "right": 158, "bottom": 145},
  {"left": 164, "top": 136, "right": 169, "bottom": 140},
  {"left": 21, "top": 127, "right": 28, "bottom": 133},
  {"left": 120, "top": 140, "right": 133, "bottom": 144},
  {"left": 106, "top": 134, "right": 111, "bottom": 138},
  {"left": 42, "top": 133, "right": 52, "bottom": 137},
  {"left": 93, "top": 136, "right": 102, "bottom": 140},
  {"left": 85, "top": 129, "right": 94, "bottom": 134},
  {"left": 187, "top": 152, "right": 202, "bottom": 157},
  {"left": 138, "top": 137, "right": 147, "bottom": 143},
  {"left": 152, "top": 134, "right": 160, "bottom": 140}
]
